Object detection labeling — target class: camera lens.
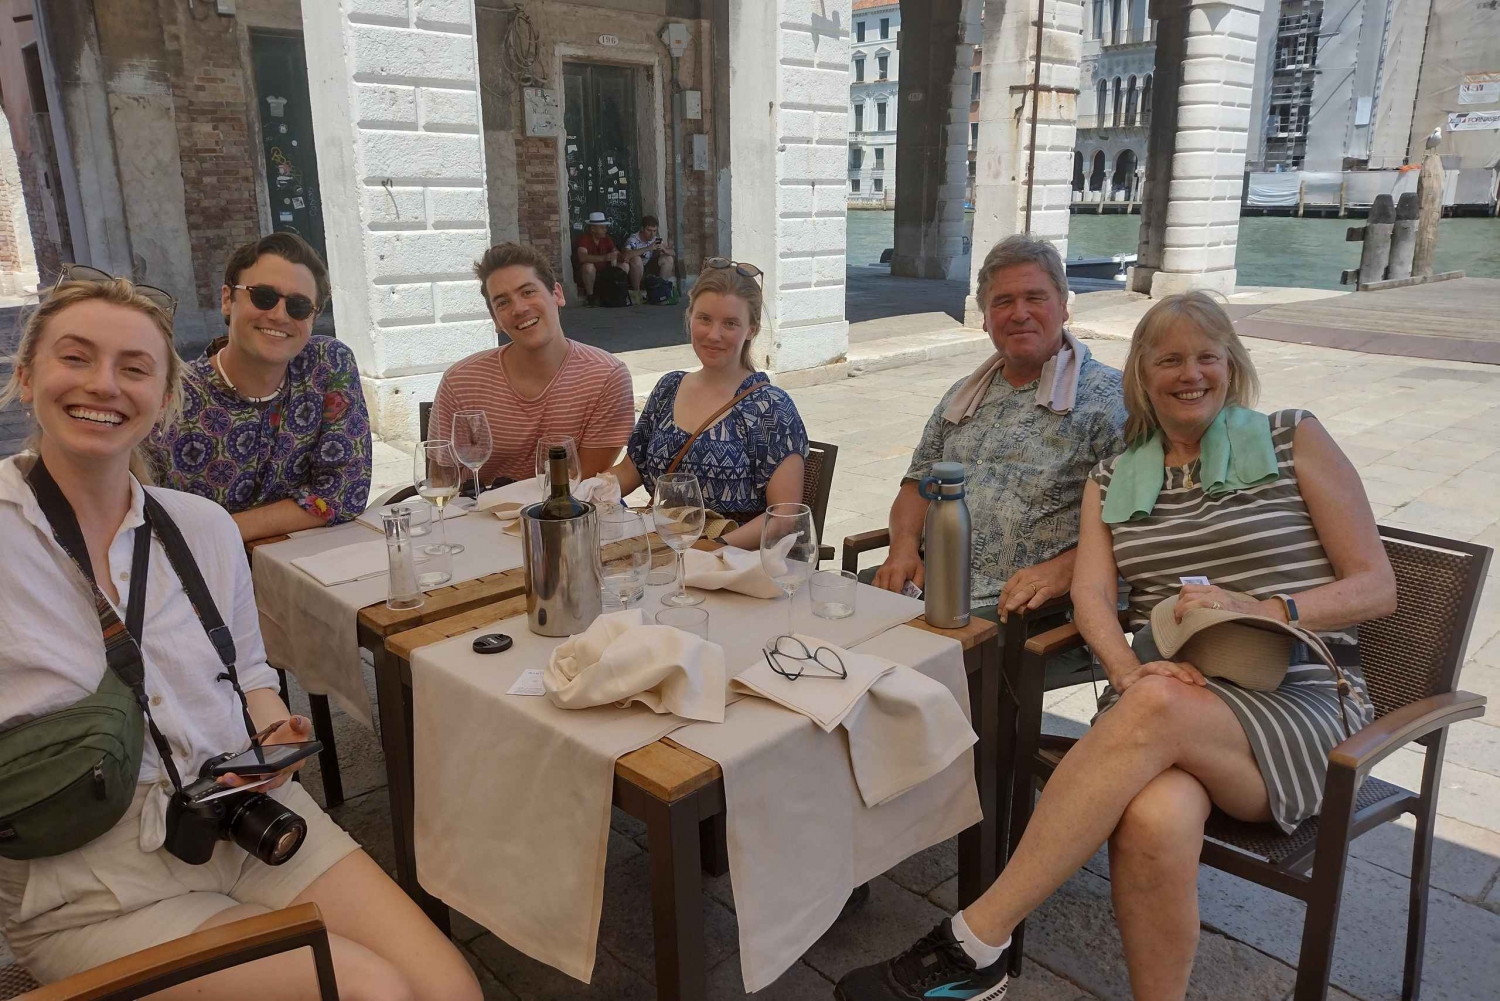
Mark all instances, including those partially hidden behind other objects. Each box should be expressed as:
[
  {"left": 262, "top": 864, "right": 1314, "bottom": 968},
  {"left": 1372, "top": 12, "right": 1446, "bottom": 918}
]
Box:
[{"left": 225, "top": 793, "right": 307, "bottom": 866}]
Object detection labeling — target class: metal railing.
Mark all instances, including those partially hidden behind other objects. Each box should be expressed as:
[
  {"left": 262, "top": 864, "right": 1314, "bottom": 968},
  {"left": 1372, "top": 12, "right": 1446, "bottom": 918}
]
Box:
[
  {"left": 1075, "top": 112, "right": 1151, "bottom": 130},
  {"left": 1106, "top": 27, "right": 1150, "bottom": 45}
]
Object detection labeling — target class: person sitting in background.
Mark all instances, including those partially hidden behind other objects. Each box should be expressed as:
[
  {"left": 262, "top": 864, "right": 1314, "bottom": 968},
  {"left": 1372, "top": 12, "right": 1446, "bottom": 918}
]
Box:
[
  {"left": 869, "top": 235, "right": 1127, "bottom": 628},
  {"left": 0, "top": 277, "right": 480, "bottom": 1000},
  {"left": 607, "top": 258, "right": 808, "bottom": 550},
  {"left": 573, "top": 211, "right": 620, "bottom": 306},
  {"left": 622, "top": 215, "right": 676, "bottom": 304},
  {"left": 430, "top": 242, "right": 635, "bottom": 487},
  {"left": 153, "top": 233, "right": 371, "bottom": 542},
  {"left": 836, "top": 291, "right": 1394, "bottom": 1001}
]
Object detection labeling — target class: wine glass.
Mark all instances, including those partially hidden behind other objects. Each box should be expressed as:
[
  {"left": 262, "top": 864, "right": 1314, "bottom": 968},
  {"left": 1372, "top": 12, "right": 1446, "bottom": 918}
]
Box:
[
  {"left": 761, "top": 502, "right": 818, "bottom": 638},
  {"left": 654, "top": 472, "right": 707, "bottom": 608},
  {"left": 535, "top": 435, "right": 581, "bottom": 497},
  {"left": 413, "top": 440, "right": 462, "bottom": 575},
  {"left": 599, "top": 507, "right": 651, "bottom": 609},
  {"left": 451, "top": 410, "right": 492, "bottom": 509}
]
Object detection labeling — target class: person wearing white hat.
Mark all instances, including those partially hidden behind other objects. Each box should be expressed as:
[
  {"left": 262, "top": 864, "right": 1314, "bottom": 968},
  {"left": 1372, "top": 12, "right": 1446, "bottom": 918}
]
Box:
[{"left": 573, "top": 211, "right": 620, "bottom": 306}]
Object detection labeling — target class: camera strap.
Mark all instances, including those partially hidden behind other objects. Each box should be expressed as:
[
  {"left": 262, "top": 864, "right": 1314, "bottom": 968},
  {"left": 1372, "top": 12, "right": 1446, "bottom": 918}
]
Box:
[{"left": 25, "top": 458, "right": 257, "bottom": 795}]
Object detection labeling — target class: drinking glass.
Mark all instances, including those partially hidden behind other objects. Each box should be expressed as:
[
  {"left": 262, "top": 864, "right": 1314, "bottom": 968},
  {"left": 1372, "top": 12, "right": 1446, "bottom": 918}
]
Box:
[
  {"left": 655, "top": 606, "right": 709, "bottom": 640},
  {"left": 451, "top": 410, "right": 492, "bottom": 508},
  {"left": 654, "top": 472, "right": 707, "bottom": 607},
  {"left": 761, "top": 502, "right": 818, "bottom": 637},
  {"left": 535, "top": 435, "right": 582, "bottom": 497},
  {"left": 599, "top": 507, "right": 651, "bottom": 609},
  {"left": 413, "top": 440, "right": 462, "bottom": 575},
  {"left": 809, "top": 569, "right": 857, "bottom": 619}
]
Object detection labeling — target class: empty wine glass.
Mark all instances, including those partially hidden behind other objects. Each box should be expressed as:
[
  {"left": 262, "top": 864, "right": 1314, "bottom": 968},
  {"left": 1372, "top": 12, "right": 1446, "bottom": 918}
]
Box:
[
  {"left": 599, "top": 507, "right": 651, "bottom": 609},
  {"left": 654, "top": 472, "right": 707, "bottom": 607},
  {"left": 451, "top": 410, "right": 492, "bottom": 508},
  {"left": 761, "top": 502, "right": 818, "bottom": 638},
  {"left": 413, "top": 440, "right": 462, "bottom": 574},
  {"left": 535, "top": 435, "right": 581, "bottom": 496}
]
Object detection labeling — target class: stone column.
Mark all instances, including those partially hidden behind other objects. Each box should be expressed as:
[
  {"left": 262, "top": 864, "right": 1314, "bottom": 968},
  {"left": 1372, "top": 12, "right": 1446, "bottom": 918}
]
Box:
[
  {"left": 966, "top": 0, "right": 1083, "bottom": 326},
  {"left": 303, "top": 0, "right": 493, "bottom": 444},
  {"left": 1131, "top": 0, "right": 1261, "bottom": 297},
  {"left": 727, "top": 0, "right": 850, "bottom": 377},
  {"left": 891, "top": 0, "right": 980, "bottom": 281}
]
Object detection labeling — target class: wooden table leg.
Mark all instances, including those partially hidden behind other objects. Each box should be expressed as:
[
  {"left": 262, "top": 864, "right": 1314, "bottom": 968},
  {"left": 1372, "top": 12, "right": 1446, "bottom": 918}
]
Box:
[
  {"left": 644, "top": 793, "right": 707, "bottom": 1001},
  {"left": 699, "top": 813, "right": 730, "bottom": 878},
  {"left": 370, "top": 643, "right": 451, "bottom": 936},
  {"left": 307, "top": 693, "right": 344, "bottom": 809},
  {"left": 1005, "top": 645, "right": 1046, "bottom": 978},
  {"left": 958, "top": 636, "right": 1000, "bottom": 909}
]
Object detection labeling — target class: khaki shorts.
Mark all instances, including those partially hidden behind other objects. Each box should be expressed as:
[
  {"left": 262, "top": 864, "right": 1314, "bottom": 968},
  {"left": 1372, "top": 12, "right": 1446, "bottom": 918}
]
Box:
[{"left": 0, "top": 780, "right": 358, "bottom": 982}]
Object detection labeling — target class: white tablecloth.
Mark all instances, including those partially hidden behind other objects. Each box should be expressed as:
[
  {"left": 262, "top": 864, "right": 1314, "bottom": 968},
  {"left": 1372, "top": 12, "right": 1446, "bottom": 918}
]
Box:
[
  {"left": 408, "top": 579, "right": 965, "bottom": 984},
  {"left": 251, "top": 514, "right": 524, "bottom": 727}
]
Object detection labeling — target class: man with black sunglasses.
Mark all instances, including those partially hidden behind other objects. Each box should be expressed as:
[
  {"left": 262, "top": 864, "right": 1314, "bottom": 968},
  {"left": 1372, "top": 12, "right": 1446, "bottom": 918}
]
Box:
[{"left": 153, "top": 233, "right": 372, "bottom": 542}]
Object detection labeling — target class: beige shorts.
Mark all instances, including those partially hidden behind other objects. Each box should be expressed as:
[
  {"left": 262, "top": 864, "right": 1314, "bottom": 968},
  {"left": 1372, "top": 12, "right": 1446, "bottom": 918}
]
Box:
[{"left": 0, "top": 780, "right": 358, "bottom": 982}]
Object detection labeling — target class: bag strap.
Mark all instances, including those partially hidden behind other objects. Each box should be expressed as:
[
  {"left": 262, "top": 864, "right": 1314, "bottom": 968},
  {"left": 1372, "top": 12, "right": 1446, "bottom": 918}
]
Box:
[{"left": 664, "top": 381, "right": 766, "bottom": 476}]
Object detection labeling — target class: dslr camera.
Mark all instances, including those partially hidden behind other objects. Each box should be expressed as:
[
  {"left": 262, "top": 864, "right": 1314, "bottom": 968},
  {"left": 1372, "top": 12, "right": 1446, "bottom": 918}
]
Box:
[{"left": 163, "top": 752, "right": 307, "bottom": 866}]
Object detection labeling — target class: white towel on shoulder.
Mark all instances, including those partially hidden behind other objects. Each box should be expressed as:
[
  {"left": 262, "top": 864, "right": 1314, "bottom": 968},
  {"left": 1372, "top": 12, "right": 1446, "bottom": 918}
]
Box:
[{"left": 942, "top": 329, "right": 1090, "bottom": 423}]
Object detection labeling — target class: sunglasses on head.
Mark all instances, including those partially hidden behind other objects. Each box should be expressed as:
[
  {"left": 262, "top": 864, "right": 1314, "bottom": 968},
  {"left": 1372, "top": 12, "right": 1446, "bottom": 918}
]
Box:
[
  {"left": 702, "top": 257, "right": 764, "bottom": 282},
  {"left": 52, "top": 264, "right": 178, "bottom": 316},
  {"left": 230, "top": 284, "right": 319, "bottom": 321}
]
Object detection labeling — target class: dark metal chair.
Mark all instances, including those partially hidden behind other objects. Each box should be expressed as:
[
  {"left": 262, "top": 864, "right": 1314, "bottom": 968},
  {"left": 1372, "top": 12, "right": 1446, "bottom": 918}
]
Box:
[
  {"left": 803, "top": 440, "right": 838, "bottom": 564},
  {"left": 1009, "top": 527, "right": 1491, "bottom": 1000},
  {"left": 1, "top": 904, "right": 337, "bottom": 1000}
]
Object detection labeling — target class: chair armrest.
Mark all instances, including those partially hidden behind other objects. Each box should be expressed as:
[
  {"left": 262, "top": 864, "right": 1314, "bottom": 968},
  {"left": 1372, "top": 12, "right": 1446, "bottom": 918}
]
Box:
[
  {"left": 1011, "top": 594, "right": 1072, "bottom": 625},
  {"left": 30, "top": 903, "right": 336, "bottom": 1001},
  {"left": 842, "top": 528, "right": 892, "bottom": 575},
  {"left": 1328, "top": 691, "right": 1487, "bottom": 776},
  {"left": 1024, "top": 621, "right": 1087, "bottom": 659}
]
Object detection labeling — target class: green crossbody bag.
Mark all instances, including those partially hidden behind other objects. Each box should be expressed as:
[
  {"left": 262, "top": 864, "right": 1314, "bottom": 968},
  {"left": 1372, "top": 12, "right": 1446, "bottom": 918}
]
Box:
[{"left": 0, "top": 460, "right": 189, "bottom": 860}]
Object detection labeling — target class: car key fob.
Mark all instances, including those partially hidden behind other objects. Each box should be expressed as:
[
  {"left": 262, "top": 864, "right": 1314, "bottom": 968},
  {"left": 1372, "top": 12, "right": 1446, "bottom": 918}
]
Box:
[{"left": 472, "top": 633, "right": 513, "bottom": 655}]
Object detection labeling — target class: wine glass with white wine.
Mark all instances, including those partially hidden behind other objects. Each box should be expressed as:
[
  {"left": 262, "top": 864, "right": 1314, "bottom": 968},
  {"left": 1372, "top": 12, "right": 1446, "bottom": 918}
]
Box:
[
  {"left": 413, "top": 440, "right": 462, "bottom": 583},
  {"left": 761, "top": 503, "right": 818, "bottom": 638}
]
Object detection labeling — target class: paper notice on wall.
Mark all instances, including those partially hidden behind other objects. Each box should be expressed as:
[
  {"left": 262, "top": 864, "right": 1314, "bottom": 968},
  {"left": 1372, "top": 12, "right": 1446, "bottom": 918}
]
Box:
[
  {"left": 266, "top": 95, "right": 288, "bottom": 117},
  {"left": 1449, "top": 110, "right": 1500, "bottom": 132},
  {"left": 291, "top": 197, "right": 305, "bottom": 209},
  {"left": 1459, "top": 72, "right": 1500, "bottom": 106},
  {"left": 523, "top": 87, "right": 561, "bottom": 136}
]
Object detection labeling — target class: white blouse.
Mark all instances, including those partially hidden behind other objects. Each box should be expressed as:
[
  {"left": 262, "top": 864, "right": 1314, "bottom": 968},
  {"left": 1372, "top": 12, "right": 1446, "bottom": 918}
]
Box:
[{"left": 0, "top": 455, "right": 280, "bottom": 849}]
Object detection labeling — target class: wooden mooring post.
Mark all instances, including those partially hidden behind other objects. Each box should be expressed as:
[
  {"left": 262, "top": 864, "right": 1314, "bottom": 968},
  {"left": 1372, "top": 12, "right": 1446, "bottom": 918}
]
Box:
[
  {"left": 1341, "top": 193, "right": 1394, "bottom": 286},
  {"left": 1413, "top": 152, "right": 1445, "bottom": 277}
]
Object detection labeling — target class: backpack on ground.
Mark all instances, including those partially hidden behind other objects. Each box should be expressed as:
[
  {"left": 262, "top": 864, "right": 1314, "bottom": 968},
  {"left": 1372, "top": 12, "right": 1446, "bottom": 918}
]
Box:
[
  {"left": 643, "top": 274, "right": 673, "bottom": 305},
  {"left": 595, "top": 266, "right": 631, "bottom": 307}
]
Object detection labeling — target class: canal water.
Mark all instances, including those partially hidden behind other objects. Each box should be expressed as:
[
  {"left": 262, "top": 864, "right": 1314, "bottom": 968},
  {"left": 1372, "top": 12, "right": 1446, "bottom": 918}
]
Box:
[{"left": 846, "top": 210, "right": 1500, "bottom": 290}]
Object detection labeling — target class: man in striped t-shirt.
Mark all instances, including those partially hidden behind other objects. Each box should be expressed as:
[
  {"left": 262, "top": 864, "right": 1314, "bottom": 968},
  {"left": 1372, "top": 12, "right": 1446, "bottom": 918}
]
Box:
[{"left": 429, "top": 243, "right": 635, "bottom": 486}]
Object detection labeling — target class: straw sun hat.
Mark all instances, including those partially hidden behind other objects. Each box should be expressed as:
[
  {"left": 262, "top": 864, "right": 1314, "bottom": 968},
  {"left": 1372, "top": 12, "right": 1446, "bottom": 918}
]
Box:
[{"left": 1149, "top": 591, "right": 1335, "bottom": 692}]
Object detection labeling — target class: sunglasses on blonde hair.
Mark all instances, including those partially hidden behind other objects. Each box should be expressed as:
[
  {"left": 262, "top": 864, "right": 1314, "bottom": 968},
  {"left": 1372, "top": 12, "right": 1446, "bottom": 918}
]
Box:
[
  {"left": 702, "top": 257, "right": 764, "bottom": 282},
  {"left": 51, "top": 264, "right": 178, "bottom": 317}
]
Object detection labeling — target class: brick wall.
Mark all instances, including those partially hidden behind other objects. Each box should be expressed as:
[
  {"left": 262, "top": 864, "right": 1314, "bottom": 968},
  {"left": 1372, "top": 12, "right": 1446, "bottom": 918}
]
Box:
[
  {"left": 160, "top": 0, "right": 261, "bottom": 308},
  {"left": 516, "top": 135, "right": 562, "bottom": 277},
  {"left": 0, "top": 174, "right": 19, "bottom": 273}
]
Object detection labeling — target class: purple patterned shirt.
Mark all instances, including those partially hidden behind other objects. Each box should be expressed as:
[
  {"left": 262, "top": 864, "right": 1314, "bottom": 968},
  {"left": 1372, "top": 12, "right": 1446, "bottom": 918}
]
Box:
[{"left": 153, "top": 336, "right": 372, "bottom": 525}]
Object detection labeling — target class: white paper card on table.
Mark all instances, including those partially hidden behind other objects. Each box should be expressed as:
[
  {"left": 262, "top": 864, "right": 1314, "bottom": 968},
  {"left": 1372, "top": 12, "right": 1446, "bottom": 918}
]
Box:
[
  {"left": 507, "top": 669, "right": 547, "bottom": 697},
  {"left": 1179, "top": 575, "right": 1210, "bottom": 586}
]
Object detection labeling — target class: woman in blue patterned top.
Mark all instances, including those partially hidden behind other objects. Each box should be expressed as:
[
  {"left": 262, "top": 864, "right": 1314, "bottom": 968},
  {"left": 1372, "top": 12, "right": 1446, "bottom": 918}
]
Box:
[{"left": 609, "top": 260, "right": 808, "bottom": 550}]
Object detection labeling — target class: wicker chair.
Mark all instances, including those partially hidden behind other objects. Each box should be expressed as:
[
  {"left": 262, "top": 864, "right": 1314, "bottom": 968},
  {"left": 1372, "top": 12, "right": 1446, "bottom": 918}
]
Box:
[
  {"left": 1, "top": 903, "right": 337, "bottom": 1000},
  {"left": 1008, "top": 526, "right": 1491, "bottom": 1000}
]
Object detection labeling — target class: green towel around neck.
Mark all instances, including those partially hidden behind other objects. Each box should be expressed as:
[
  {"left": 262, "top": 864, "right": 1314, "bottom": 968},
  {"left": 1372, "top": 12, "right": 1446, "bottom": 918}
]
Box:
[{"left": 1101, "top": 406, "right": 1279, "bottom": 524}]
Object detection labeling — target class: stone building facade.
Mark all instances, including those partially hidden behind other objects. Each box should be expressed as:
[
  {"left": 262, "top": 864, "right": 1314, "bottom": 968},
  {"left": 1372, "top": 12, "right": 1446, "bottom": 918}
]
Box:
[
  {"left": 1074, "top": 0, "right": 1155, "bottom": 203},
  {"left": 847, "top": 0, "right": 900, "bottom": 207}
]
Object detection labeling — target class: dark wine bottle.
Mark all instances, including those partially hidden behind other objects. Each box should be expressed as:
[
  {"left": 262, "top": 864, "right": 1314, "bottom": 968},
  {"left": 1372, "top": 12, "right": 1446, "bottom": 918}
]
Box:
[{"left": 538, "top": 446, "right": 587, "bottom": 520}]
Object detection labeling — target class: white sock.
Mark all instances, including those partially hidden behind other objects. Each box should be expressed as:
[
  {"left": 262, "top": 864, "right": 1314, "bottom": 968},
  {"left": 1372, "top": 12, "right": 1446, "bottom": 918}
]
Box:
[{"left": 950, "top": 911, "right": 1009, "bottom": 969}]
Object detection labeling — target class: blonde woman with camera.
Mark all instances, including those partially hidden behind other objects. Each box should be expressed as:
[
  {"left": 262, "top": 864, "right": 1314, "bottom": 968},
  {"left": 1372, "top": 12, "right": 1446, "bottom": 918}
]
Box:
[{"left": 0, "top": 278, "right": 478, "bottom": 1000}]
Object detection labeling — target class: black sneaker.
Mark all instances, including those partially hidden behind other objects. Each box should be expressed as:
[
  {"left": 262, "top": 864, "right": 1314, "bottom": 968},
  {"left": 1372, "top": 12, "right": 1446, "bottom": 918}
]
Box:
[{"left": 834, "top": 920, "right": 1009, "bottom": 1000}]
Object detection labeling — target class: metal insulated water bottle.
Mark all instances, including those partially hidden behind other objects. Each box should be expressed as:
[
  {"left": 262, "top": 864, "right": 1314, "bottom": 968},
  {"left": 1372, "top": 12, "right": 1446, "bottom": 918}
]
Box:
[{"left": 918, "top": 461, "right": 971, "bottom": 629}]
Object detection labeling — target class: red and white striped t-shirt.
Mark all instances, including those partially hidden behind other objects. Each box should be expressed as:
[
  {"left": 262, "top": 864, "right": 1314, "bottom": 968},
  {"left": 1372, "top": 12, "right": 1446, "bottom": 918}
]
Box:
[{"left": 430, "top": 340, "right": 635, "bottom": 484}]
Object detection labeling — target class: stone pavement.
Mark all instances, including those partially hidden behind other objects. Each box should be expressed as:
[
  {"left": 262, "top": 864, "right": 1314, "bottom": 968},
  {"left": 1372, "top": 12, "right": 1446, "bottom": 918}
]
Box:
[{"left": 334, "top": 295, "right": 1500, "bottom": 1000}]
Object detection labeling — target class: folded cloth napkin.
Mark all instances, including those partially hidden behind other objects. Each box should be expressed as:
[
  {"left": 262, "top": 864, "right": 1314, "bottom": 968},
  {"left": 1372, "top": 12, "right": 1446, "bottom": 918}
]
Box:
[
  {"left": 356, "top": 499, "right": 464, "bottom": 532},
  {"left": 681, "top": 537, "right": 797, "bottom": 600},
  {"left": 479, "top": 474, "right": 621, "bottom": 516},
  {"left": 291, "top": 538, "right": 396, "bottom": 586},
  {"left": 545, "top": 609, "right": 727, "bottom": 723},
  {"left": 840, "top": 665, "right": 978, "bottom": 807},
  {"left": 730, "top": 635, "right": 894, "bottom": 732},
  {"left": 942, "top": 329, "right": 1090, "bottom": 424},
  {"left": 1102, "top": 405, "right": 1279, "bottom": 524}
]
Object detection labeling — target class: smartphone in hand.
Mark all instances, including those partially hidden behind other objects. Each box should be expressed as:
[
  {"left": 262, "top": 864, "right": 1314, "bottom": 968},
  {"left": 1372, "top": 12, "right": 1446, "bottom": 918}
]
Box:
[{"left": 208, "top": 741, "right": 323, "bottom": 778}]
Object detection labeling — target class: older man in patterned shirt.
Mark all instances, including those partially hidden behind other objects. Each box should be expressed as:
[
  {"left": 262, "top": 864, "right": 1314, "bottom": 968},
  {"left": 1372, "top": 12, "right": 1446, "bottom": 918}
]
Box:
[{"left": 871, "top": 235, "right": 1127, "bottom": 625}]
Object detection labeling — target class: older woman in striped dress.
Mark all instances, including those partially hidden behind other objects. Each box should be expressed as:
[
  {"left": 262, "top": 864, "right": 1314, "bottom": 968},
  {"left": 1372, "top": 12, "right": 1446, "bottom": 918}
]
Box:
[{"left": 835, "top": 292, "right": 1397, "bottom": 1001}]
